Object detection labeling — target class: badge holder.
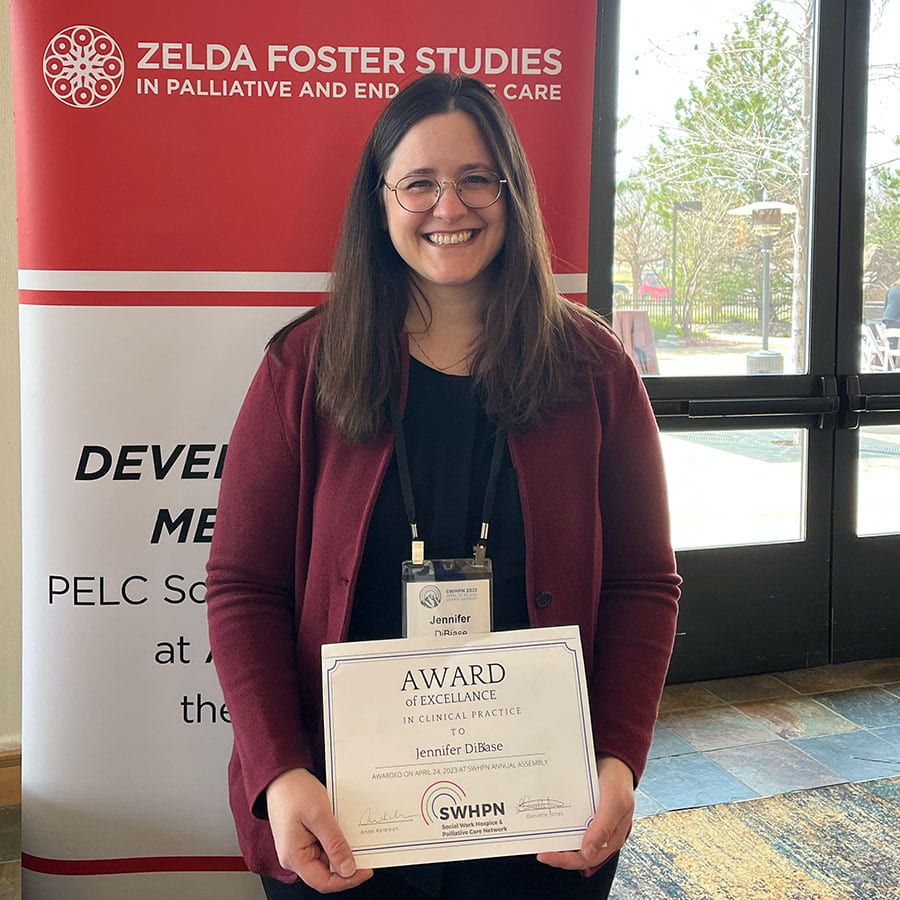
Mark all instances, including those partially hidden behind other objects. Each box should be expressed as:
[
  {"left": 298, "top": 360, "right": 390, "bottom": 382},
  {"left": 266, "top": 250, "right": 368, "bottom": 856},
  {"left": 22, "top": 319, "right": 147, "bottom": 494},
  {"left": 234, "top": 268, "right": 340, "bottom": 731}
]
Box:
[{"left": 390, "top": 389, "right": 505, "bottom": 640}]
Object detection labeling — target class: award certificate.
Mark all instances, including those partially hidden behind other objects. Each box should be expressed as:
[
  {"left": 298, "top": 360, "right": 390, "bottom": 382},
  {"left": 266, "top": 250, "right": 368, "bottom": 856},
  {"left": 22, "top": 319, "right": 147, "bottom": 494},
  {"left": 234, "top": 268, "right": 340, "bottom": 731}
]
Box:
[{"left": 321, "top": 626, "right": 599, "bottom": 868}]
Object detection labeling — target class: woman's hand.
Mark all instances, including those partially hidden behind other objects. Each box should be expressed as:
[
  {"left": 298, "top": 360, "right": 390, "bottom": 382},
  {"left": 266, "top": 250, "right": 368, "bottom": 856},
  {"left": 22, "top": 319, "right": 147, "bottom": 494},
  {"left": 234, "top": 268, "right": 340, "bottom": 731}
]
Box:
[
  {"left": 536, "top": 754, "right": 635, "bottom": 874},
  {"left": 266, "top": 768, "right": 375, "bottom": 893}
]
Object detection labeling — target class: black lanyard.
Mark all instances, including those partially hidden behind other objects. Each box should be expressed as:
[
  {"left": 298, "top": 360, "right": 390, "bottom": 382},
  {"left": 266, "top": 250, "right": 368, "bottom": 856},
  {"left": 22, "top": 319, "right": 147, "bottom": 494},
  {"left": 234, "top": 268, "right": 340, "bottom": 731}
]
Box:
[{"left": 389, "top": 387, "right": 507, "bottom": 568}]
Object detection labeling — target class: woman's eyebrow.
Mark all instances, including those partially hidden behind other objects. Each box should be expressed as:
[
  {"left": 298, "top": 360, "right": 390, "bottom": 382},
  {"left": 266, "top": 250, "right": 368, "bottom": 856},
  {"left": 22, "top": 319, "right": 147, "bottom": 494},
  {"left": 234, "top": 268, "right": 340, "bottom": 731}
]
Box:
[{"left": 399, "top": 163, "right": 494, "bottom": 176}]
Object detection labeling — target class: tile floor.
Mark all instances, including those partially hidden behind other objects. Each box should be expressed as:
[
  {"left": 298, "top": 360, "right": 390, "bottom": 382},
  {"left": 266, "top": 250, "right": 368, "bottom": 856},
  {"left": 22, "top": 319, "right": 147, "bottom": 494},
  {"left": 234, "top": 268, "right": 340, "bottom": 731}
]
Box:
[
  {"left": 635, "top": 656, "right": 900, "bottom": 818},
  {"left": 1, "top": 657, "right": 899, "bottom": 898}
]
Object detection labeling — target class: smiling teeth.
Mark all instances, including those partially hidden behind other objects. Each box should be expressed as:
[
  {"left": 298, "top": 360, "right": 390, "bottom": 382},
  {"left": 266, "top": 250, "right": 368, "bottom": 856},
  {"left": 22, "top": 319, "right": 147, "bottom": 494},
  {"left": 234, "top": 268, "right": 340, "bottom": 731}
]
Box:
[{"left": 427, "top": 231, "right": 473, "bottom": 245}]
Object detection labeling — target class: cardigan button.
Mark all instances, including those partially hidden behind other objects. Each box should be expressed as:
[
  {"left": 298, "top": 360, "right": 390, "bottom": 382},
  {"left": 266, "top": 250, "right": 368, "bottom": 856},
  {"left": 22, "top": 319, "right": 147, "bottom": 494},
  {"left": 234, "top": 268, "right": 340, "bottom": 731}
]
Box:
[{"left": 534, "top": 591, "right": 553, "bottom": 609}]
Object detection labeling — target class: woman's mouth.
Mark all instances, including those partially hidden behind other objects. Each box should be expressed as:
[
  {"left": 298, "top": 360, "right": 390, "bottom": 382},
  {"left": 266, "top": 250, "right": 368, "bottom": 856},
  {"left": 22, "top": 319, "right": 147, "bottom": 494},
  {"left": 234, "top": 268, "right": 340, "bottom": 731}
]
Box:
[{"left": 425, "top": 230, "right": 476, "bottom": 246}]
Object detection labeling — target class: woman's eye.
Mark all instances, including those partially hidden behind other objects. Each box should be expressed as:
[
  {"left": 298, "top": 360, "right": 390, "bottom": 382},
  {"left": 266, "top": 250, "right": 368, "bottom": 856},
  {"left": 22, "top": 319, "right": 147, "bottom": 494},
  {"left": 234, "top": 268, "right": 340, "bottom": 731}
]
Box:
[
  {"left": 461, "top": 173, "right": 494, "bottom": 187},
  {"left": 401, "top": 179, "right": 437, "bottom": 193}
]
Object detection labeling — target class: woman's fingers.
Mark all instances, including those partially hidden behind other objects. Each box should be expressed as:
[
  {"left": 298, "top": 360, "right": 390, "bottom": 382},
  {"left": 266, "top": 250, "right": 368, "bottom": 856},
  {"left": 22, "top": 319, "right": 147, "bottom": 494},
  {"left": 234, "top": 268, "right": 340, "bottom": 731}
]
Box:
[{"left": 266, "top": 768, "right": 374, "bottom": 892}]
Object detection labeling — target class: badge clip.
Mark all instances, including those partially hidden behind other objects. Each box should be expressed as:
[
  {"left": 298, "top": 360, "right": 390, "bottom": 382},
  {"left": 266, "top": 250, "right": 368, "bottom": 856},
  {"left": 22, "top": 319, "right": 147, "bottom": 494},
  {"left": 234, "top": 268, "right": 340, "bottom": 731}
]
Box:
[{"left": 473, "top": 523, "right": 489, "bottom": 567}]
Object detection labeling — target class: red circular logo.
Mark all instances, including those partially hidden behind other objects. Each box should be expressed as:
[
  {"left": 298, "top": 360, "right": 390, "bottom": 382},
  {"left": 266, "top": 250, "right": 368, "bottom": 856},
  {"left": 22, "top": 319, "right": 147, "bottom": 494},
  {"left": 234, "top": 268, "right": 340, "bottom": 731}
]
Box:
[{"left": 44, "top": 26, "right": 125, "bottom": 108}]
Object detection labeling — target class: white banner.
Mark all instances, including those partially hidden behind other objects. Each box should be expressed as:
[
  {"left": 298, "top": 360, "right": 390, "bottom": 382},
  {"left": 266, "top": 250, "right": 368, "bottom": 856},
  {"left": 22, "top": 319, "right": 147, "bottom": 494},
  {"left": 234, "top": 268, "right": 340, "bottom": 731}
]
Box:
[{"left": 20, "top": 306, "right": 301, "bottom": 897}]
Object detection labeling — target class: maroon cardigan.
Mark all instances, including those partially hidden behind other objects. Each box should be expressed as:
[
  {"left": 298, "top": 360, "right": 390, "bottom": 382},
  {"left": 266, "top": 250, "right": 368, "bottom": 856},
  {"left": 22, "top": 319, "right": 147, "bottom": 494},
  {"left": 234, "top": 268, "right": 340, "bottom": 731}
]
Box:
[{"left": 205, "top": 315, "right": 680, "bottom": 880}]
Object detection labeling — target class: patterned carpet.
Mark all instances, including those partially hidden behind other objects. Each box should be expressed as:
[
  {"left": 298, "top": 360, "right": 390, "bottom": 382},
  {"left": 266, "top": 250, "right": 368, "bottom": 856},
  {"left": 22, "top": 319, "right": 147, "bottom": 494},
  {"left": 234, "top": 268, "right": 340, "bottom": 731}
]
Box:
[{"left": 610, "top": 777, "right": 900, "bottom": 900}]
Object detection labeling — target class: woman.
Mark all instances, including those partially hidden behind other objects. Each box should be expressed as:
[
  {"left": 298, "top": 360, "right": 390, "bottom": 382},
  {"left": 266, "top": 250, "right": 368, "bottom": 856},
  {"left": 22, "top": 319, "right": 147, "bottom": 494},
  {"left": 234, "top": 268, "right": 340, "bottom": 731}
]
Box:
[{"left": 206, "top": 73, "right": 680, "bottom": 898}]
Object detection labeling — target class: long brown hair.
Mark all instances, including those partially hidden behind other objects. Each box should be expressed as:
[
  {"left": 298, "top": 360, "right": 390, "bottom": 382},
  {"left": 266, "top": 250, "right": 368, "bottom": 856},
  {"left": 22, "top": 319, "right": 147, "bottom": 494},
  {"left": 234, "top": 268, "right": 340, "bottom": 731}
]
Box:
[{"left": 271, "top": 73, "right": 612, "bottom": 442}]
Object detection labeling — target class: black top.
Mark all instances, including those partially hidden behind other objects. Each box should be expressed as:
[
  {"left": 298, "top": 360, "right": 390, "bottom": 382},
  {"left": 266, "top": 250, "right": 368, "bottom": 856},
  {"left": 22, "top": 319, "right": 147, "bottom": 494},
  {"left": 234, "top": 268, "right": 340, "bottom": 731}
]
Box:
[{"left": 349, "top": 357, "right": 528, "bottom": 640}]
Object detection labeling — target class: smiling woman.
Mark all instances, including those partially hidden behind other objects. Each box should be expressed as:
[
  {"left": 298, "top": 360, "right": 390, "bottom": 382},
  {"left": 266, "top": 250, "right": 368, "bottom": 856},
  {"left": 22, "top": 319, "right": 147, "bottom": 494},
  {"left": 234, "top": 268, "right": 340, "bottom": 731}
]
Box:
[{"left": 205, "top": 73, "right": 680, "bottom": 900}]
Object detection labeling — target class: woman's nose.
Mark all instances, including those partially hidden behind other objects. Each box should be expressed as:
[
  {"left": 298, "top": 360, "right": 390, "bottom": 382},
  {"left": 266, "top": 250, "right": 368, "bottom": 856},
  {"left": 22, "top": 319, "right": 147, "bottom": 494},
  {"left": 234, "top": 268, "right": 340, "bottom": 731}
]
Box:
[{"left": 431, "top": 181, "right": 468, "bottom": 217}]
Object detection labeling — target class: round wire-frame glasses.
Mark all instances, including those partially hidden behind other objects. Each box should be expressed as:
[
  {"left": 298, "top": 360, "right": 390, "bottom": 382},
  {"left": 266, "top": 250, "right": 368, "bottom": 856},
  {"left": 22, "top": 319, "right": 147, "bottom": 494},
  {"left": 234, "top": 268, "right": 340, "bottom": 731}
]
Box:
[{"left": 383, "top": 170, "right": 507, "bottom": 213}]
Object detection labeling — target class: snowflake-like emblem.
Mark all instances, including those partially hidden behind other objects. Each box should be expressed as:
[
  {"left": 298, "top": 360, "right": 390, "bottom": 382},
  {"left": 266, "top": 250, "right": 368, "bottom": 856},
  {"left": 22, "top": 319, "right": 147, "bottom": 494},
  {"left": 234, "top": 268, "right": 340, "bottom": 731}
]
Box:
[{"left": 43, "top": 26, "right": 125, "bottom": 108}]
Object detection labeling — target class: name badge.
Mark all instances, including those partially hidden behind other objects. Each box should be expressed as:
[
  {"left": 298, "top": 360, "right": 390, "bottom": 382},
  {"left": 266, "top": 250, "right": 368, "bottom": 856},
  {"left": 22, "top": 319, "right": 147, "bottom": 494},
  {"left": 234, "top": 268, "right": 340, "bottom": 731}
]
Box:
[{"left": 402, "top": 558, "right": 493, "bottom": 639}]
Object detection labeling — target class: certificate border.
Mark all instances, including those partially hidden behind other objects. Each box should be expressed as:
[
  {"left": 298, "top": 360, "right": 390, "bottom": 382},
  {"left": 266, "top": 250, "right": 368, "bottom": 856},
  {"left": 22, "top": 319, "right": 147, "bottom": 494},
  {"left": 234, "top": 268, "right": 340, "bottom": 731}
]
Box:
[{"left": 322, "top": 627, "right": 598, "bottom": 860}]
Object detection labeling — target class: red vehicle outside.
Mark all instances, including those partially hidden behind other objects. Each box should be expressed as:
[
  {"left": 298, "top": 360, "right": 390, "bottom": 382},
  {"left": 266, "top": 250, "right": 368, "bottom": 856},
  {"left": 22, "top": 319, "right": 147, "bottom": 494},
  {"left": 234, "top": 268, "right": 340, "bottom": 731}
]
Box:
[{"left": 640, "top": 274, "right": 670, "bottom": 300}]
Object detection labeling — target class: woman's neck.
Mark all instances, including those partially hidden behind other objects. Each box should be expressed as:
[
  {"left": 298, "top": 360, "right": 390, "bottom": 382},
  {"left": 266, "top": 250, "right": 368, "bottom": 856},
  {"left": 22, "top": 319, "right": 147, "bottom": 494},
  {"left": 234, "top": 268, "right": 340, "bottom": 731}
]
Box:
[{"left": 404, "top": 285, "right": 484, "bottom": 375}]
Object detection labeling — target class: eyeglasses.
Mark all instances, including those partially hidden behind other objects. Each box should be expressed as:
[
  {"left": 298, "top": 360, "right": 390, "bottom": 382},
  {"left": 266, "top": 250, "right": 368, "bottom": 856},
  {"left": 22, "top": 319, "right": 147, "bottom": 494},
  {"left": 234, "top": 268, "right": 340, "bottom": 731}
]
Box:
[{"left": 383, "top": 170, "right": 507, "bottom": 213}]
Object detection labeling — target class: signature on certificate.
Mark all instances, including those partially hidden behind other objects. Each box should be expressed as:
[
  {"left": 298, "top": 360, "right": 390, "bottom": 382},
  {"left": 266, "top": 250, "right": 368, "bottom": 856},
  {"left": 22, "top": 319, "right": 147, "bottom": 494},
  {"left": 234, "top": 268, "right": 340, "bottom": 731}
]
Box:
[
  {"left": 358, "top": 807, "right": 417, "bottom": 826},
  {"left": 517, "top": 796, "right": 570, "bottom": 813}
]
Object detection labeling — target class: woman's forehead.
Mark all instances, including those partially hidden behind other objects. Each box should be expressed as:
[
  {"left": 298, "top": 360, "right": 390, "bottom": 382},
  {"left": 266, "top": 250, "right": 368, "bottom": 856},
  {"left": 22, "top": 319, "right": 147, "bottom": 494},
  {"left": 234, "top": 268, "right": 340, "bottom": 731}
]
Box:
[{"left": 386, "top": 111, "right": 496, "bottom": 174}]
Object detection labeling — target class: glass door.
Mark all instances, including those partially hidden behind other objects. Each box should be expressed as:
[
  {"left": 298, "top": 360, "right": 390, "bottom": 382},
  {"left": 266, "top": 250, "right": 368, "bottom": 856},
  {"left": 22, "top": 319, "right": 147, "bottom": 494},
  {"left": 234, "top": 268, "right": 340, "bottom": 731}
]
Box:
[
  {"left": 831, "top": 0, "right": 900, "bottom": 662},
  {"left": 590, "top": 0, "right": 900, "bottom": 680}
]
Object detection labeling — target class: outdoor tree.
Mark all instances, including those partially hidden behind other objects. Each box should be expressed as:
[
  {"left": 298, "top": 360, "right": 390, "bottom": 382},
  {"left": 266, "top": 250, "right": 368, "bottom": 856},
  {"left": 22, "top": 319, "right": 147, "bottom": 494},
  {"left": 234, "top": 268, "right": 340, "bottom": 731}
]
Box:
[
  {"left": 657, "top": 0, "right": 808, "bottom": 356},
  {"left": 660, "top": 187, "right": 745, "bottom": 340},
  {"left": 616, "top": 0, "right": 900, "bottom": 358},
  {"left": 652, "top": 1, "right": 804, "bottom": 196},
  {"left": 864, "top": 163, "right": 900, "bottom": 296},
  {"left": 862, "top": 1, "right": 900, "bottom": 312},
  {"left": 617, "top": 0, "right": 814, "bottom": 362},
  {"left": 614, "top": 176, "right": 668, "bottom": 305}
]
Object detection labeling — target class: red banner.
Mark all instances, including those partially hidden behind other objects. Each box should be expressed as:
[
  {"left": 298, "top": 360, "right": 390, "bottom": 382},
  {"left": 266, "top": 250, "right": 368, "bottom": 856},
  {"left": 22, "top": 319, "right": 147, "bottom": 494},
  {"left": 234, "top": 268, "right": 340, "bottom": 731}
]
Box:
[{"left": 14, "top": 2, "right": 595, "bottom": 292}]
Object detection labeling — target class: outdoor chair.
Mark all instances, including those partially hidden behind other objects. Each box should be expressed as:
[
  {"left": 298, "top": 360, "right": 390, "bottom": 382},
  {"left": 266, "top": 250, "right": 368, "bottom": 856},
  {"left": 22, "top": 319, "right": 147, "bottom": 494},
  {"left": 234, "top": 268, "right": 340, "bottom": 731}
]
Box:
[
  {"left": 885, "top": 327, "right": 900, "bottom": 367},
  {"left": 861, "top": 321, "right": 896, "bottom": 372}
]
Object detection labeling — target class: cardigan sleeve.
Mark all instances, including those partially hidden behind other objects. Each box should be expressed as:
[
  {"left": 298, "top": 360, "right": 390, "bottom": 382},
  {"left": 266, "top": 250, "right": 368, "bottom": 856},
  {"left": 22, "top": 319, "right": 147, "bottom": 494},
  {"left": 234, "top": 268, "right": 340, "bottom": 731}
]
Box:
[
  {"left": 205, "top": 347, "right": 315, "bottom": 819},
  {"left": 589, "top": 355, "right": 681, "bottom": 782}
]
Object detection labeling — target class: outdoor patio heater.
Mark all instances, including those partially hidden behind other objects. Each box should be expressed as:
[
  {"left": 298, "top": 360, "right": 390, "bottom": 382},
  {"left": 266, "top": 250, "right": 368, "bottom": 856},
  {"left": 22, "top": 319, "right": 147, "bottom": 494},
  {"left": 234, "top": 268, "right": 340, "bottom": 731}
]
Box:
[{"left": 728, "top": 200, "right": 798, "bottom": 375}]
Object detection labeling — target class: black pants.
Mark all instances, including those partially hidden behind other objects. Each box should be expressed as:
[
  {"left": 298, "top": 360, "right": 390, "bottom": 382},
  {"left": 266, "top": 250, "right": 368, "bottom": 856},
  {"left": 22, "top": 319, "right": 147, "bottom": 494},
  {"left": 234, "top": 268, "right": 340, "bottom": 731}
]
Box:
[{"left": 261, "top": 853, "right": 618, "bottom": 899}]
